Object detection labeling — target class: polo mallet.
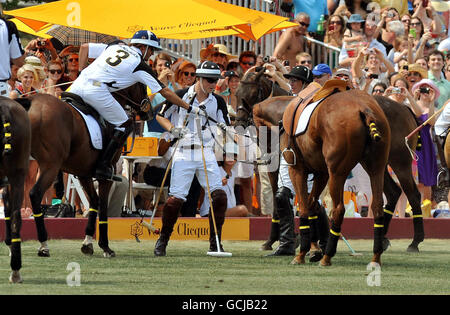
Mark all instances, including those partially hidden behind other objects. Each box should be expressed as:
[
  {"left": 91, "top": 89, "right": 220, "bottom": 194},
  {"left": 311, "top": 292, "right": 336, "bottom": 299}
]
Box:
[
  {"left": 196, "top": 112, "right": 232, "bottom": 257},
  {"left": 341, "top": 233, "right": 362, "bottom": 256},
  {"left": 405, "top": 103, "right": 448, "bottom": 160},
  {"left": 141, "top": 93, "right": 197, "bottom": 236}
]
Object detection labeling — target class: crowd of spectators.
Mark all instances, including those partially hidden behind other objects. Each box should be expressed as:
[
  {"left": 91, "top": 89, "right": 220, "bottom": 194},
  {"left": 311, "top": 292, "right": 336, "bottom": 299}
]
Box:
[{"left": 3, "top": 0, "right": 450, "bottom": 219}]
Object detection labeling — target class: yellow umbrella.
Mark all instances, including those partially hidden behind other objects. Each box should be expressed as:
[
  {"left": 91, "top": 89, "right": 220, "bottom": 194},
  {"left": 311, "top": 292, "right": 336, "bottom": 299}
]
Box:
[{"left": 5, "top": 0, "right": 296, "bottom": 41}]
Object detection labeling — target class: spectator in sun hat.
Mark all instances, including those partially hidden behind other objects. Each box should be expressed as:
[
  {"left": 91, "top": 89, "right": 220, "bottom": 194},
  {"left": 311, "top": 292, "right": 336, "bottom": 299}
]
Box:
[
  {"left": 283, "top": 65, "right": 313, "bottom": 95},
  {"left": 24, "top": 55, "right": 46, "bottom": 91},
  {"left": 312, "top": 63, "right": 332, "bottom": 85},
  {"left": 200, "top": 43, "right": 237, "bottom": 72},
  {"left": 405, "top": 63, "right": 428, "bottom": 92},
  {"left": 343, "top": 13, "right": 366, "bottom": 51}
]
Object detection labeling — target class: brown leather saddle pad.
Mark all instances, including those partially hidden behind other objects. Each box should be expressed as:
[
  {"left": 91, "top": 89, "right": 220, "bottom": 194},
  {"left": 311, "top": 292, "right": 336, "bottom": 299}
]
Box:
[{"left": 282, "top": 79, "right": 349, "bottom": 136}]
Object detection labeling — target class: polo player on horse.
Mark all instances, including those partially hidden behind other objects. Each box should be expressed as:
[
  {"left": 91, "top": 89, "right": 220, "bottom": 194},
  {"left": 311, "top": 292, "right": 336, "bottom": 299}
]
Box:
[{"left": 69, "top": 30, "right": 203, "bottom": 180}]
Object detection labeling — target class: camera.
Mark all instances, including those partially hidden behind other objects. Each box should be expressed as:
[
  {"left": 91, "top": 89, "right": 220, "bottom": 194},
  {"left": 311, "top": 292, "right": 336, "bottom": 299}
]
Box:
[
  {"left": 402, "top": 65, "right": 409, "bottom": 70},
  {"left": 391, "top": 87, "right": 402, "bottom": 94},
  {"left": 283, "top": 60, "right": 290, "bottom": 66},
  {"left": 387, "top": 12, "right": 394, "bottom": 18},
  {"left": 368, "top": 73, "right": 378, "bottom": 79},
  {"left": 419, "top": 86, "right": 430, "bottom": 94},
  {"left": 263, "top": 56, "right": 270, "bottom": 63},
  {"left": 368, "top": 48, "right": 375, "bottom": 54},
  {"left": 164, "top": 61, "right": 171, "bottom": 68},
  {"left": 37, "top": 40, "right": 46, "bottom": 47}
]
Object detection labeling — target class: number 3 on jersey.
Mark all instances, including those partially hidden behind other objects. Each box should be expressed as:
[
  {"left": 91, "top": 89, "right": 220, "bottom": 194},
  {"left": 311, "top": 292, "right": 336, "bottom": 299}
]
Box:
[{"left": 106, "top": 49, "right": 130, "bottom": 67}]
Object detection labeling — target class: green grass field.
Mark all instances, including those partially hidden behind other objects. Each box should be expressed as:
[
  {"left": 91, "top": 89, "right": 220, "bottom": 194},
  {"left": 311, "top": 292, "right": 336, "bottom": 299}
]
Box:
[{"left": 1, "top": 239, "right": 449, "bottom": 295}]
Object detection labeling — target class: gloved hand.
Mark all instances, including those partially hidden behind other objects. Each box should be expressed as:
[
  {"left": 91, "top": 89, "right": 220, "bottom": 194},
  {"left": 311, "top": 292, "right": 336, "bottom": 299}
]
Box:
[
  {"left": 170, "top": 126, "right": 189, "bottom": 139},
  {"left": 217, "top": 122, "right": 227, "bottom": 131},
  {"left": 188, "top": 105, "right": 206, "bottom": 117}
]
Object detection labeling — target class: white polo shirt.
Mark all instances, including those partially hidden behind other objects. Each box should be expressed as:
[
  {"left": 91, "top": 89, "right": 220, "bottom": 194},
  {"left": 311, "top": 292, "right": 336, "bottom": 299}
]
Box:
[{"left": 0, "top": 18, "right": 24, "bottom": 81}]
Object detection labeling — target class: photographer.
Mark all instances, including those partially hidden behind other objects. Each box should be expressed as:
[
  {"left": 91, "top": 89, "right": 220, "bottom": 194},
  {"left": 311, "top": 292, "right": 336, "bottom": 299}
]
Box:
[
  {"left": 352, "top": 46, "right": 394, "bottom": 93},
  {"left": 24, "top": 37, "right": 59, "bottom": 65}
]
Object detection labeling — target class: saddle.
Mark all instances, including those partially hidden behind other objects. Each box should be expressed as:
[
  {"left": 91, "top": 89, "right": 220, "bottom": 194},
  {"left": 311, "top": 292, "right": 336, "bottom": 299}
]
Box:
[
  {"left": 282, "top": 79, "right": 349, "bottom": 136},
  {"left": 60, "top": 92, "right": 114, "bottom": 150}
]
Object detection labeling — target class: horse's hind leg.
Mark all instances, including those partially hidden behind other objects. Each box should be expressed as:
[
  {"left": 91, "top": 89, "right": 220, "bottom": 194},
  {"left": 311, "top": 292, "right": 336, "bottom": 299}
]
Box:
[
  {"left": 98, "top": 180, "right": 115, "bottom": 257},
  {"left": 7, "top": 174, "right": 26, "bottom": 283},
  {"left": 382, "top": 167, "right": 402, "bottom": 250},
  {"left": 307, "top": 173, "right": 329, "bottom": 262},
  {"left": 320, "top": 173, "right": 347, "bottom": 267},
  {"left": 78, "top": 177, "right": 99, "bottom": 256},
  {"left": 394, "top": 165, "right": 423, "bottom": 252},
  {"left": 29, "top": 165, "right": 60, "bottom": 257}
]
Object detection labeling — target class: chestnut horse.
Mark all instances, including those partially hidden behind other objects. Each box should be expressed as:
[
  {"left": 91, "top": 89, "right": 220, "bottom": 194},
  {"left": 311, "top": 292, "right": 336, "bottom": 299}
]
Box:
[
  {"left": 17, "top": 83, "right": 149, "bottom": 258},
  {"left": 0, "top": 96, "right": 31, "bottom": 283},
  {"left": 236, "top": 74, "right": 424, "bottom": 256}
]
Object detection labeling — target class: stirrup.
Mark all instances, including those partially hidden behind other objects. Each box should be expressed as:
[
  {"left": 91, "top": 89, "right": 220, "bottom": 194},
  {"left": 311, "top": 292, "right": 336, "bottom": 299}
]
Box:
[{"left": 281, "top": 148, "right": 296, "bottom": 166}]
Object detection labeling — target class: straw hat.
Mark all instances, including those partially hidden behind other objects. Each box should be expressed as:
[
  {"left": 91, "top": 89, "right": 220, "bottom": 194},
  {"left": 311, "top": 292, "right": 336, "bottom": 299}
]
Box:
[
  {"left": 431, "top": 0, "right": 450, "bottom": 12},
  {"left": 407, "top": 63, "right": 428, "bottom": 79},
  {"left": 200, "top": 44, "right": 237, "bottom": 62},
  {"left": 24, "top": 56, "right": 46, "bottom": 81}
]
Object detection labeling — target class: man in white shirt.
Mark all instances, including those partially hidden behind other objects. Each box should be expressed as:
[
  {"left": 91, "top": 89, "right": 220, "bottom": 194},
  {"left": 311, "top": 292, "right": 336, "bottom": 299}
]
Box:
[
  {"left": 0, "top": 6, "right": 24, "bottom": 96},
  {"left": 154, "top": 61, "right": 230, "bottom": 257}
]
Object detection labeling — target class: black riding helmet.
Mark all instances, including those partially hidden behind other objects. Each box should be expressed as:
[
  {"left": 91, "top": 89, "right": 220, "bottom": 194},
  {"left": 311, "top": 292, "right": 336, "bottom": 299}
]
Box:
[
  {"left": 196, "top": 61, "right": 224, "bottom": 79},
  {"left": 283, "top": 65, "right": 313, "bottom": 84}
]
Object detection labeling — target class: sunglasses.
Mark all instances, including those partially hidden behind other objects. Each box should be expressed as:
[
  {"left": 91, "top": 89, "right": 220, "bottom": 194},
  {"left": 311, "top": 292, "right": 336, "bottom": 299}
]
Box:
[
  {"left": 205, "top": 77, "right": 219, "bottom": 84},
  {"left": 407, "top": 72, "right": 422, "bottom": 77},
  {"left": 410, "top": 22, "right": 421, "bottom": 27},
  {"left": 68, "top": 58, "right": 79, "bottom": 62},
  {"left": 373, "top": 89, "right": 385, "bottom": 93},
  {"left": 330, "top": 21, "right": 342, "bottom": 25},
  {"left": 313, "top": 74, "right": 326, "bottom": 79},
  {"left": 183, "top": 71, "right": 196, "bottom": 77},
  {"left": 241, "top": 61, "right": 255, "bottom": 66},
  {"left": 300, "top": 60, "right": 312, "bottom": 64},
  {"left": 49, "top": 69, "right": 62, "bottom": 74},
  {"left": 401, "top": 19, "right": 410, "bottom": 23},
  {"left": 212, "top": 52, "right": 226, "bottom": 57},
  {"left": 299, "top": 22, "right": 310, "bottom": 27}
]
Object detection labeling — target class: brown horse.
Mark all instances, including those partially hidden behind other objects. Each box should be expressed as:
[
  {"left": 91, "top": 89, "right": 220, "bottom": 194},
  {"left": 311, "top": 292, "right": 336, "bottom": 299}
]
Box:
[
  {"left": 257, "top": 90, "right": 391, "bottom": 266},
  {"left": 17, "top": 83, "right": 149, "bottom": 257},
  {"left": 236, "top": 75, "right": 424, "bottom": 255},
  {"left": 0, "top": 96, "right": 31, "bottom": 283}
]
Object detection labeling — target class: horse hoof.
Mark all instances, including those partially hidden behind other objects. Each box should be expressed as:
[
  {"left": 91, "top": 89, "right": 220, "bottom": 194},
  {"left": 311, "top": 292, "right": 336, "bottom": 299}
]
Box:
[
  {"left": 407, "top": 244, "right": 419, "bottom": 253},
  {"left": 102, "top": 248, "right": 116, "bottom": 258},
  {"left": 290, "top": 255, "right": 305, "bottom": 265},
  {"left": 37, "top": 248, "right": 50, "bottom": 257},
  {"left": 9, "top": 270, "right": 23, "bottom": 284},
  {"left": 319, "top": 257, "right": 332, "bottom": 267},
  {"left": 382, "top": 238, "right": 391, "bottom": 251},
  {"left": 309, "top": 250, "right": 323, "bottom": 263},
  {"left": 81, "top": 243, "right": 94, "bottom": 256},
  {"left": 260, "top": 243, "right": 273, "bottom": 251}
]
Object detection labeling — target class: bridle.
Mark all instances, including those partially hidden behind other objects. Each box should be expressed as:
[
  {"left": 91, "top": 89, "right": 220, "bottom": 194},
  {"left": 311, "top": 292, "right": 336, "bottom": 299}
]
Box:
[{"left": 235, "top": 74, "right": 275, "bottom": 128}]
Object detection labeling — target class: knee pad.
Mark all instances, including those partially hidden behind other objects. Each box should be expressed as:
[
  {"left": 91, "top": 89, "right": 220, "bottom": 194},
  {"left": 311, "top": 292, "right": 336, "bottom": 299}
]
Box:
[{"left": 211, "top": 189, "right": 227, "bottom": 212}]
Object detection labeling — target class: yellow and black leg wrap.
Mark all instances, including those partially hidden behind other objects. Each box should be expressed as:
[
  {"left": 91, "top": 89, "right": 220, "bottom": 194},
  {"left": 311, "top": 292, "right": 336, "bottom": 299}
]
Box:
[
  {"left": 325, "top": 222, "right": 341, "bottom": 258},
  {"left": 98, "top": 220, "right": 109, "bottom": 249},
  {"left": 373, "top": 217, "right": 385, "bottom": 254},
  {"left": 412, "top": 214, "right": 425, "bottom": 244},
  {"left": 309, "top": 215, "right": 319, "bottom": 243},
  {"left": 85, "top": 208, "right": 98, "bottom": 236},
  {"left": 299, "top": 217, "right": 311, "bottom": 253}
]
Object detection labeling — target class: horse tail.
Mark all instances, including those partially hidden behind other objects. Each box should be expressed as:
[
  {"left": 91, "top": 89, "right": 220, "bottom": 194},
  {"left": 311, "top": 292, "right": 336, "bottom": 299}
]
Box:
[
  {"left": 0, "top": 106, "right": 12, "bottom": 157},
  {"left": 360, "top": 109, "right": 382, "bottom": 142},
  {"left": 13, "top": 97, "right": 32, "bottom": 111}
]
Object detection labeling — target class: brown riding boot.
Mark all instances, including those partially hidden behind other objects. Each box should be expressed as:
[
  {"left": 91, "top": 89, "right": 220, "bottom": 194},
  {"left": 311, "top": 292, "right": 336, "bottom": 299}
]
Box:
[
  {"left": 209, "top": 190, "right": 227, "bottom": 252},
  {"left": 154, "top": 196, "right": 183, "bottom": 256}
]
